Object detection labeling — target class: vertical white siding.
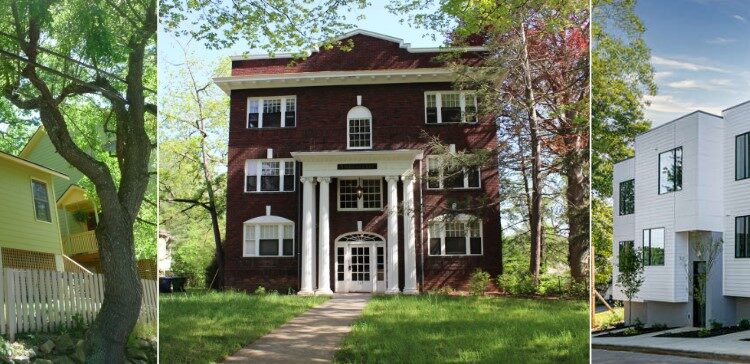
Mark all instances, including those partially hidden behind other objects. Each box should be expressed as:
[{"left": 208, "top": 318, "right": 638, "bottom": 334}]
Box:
[
  {"left": 612, "top": 158, "right": 635, "bottom": 301},
  {"left": 723, "top": 102, "right": 750, "bottom": 298}
]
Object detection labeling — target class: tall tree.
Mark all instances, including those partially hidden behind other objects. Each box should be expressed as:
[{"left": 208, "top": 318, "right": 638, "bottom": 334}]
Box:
[
  {"left": 391, "top": 0, "right": 589, "bottom": 283},
  {"left": 0, "top": 0, "right": 156, "bottom": 361},
  {"left": 160, "top": 48, "right": 229, "bottom": 289},
  {"left": 592, "top": 0, "right": 655, "bottom": 285}
]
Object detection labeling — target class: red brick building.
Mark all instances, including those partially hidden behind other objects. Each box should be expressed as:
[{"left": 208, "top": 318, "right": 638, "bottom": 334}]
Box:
[{"left": 215, "top": 30, "right": 500, "bottom": 294}]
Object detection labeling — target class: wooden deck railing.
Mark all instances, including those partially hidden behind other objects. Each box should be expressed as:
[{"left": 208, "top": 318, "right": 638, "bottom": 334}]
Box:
[{"left": 63, "top": 231, "right": 98, "bottom": 256}]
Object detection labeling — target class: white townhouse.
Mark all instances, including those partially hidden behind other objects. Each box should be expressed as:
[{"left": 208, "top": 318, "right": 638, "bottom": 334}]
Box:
[{"left": 612, "top": 101, "right": 750, "bottom": 327}]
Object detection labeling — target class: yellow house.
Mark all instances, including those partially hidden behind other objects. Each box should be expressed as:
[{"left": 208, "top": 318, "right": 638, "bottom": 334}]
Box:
[
  {"left": 19, "top": 127, "right": 102, "bottom": 272},
  {"left": 0, "top": 150, "right": 69, "bottom": 271}
]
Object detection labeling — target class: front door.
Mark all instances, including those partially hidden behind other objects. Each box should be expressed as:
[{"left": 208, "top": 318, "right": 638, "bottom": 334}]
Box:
[
  {"left": 348, "top": 246, "right": 372, "bottom": 292},
  {"left": 335, "top": 238, "right": 386, "bottom": 293}
]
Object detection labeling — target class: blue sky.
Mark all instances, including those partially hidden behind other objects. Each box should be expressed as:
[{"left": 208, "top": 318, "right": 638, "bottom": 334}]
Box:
[
  {"left": 636, "top": 0, "right": 750, "bottom": 126},
  {"left": 158, "top": 3, "right": 443, "bottom": 88}
]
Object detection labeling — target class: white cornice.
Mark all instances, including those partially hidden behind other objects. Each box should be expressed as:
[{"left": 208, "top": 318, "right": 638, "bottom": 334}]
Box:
[
  {"left": 213, "top": 68, "right": 455, "bottom": 94},
  {"left": 229, "top": 29, "right": 486, "bottom": 61}
]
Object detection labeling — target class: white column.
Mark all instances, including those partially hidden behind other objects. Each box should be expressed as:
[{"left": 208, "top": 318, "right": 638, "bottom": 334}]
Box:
[
  {"left": 385, "top": 176, "right": 400, "bottom": 294},
  {"left": 299, "top": 177, "right": 315, "bottom": 295},
  {"left": 402, "top": 174, "right": 418, "bottom": 294},
  {"left": 316, "top": 177, "right": 333, "bottom": 295}
]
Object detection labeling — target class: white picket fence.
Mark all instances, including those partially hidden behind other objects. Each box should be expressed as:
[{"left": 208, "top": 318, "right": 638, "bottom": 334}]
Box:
[{"left": 1, "top": 268, "right": 157, "bottom": 340}]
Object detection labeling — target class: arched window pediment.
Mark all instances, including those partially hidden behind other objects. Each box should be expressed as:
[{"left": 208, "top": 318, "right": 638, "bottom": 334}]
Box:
[
  {"left": 335, "top": 232, "right": 385, "bottom": 242},
  {"left": 243, "top": 215, "right": 293, "bottom": 225}
]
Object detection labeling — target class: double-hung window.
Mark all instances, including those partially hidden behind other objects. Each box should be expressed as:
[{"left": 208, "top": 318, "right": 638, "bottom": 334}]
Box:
[
  {"left": 736, "top": 132, "right": 750, "bottom": 180},
  {"left": 246, "top": 96, "right": 296, "bottom": 128},
  {"left": 642, "top": 228, "right": 665, "bottom": 266},
  {"left": 428, "top": 218, "right": 482, "bottom": 256},
  {"left": 31, "top": 179, "right": 51, "bottom": 222},
  {"left": 427, "top": 156, "right": 480, "bottom": 189},
  {"left": 338, "top": 178, "right": 382, "bottom": 211},
  {"left": 619, "top": 179, "right": 635, "bottom": 215},
  {"left": 736, "top": 216, "right": 749, "bottom": 258},
  {"left": 658, "top": 147, "right": 683, "bottom": 194},
  {"left": 425, "top": 91, "right": 478, "bottom": 124},
  {"left": 346, "top": 106, "right": 373, "bottom": 150},
  {"left": 245, "top": 159, "right": 296, "bottom": 192},
  {"left": 243, "top": 223, "right": 294, "bottom": 257}
]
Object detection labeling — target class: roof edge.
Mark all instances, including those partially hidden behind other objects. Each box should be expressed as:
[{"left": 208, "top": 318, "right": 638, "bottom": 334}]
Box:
[
  {"left": 722, "top": 99, "right": 750, "bottom": 113},
  {"left": 0, "top": 150, "right": 69, "bottom": 179},
  {"left": 230, "top": 29, "right": 486, "bottom": 61}
]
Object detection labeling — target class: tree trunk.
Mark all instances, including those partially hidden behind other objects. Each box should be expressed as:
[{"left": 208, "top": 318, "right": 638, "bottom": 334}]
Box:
[
  {"left": 199, "top": 123, "right": 225, "bottom": 290},
  {"left": 520, "top": 22, "right": 542, "bottom": 285},
  {"left": 85, "top": 215, "right": 142, "bottom": 362},
  {"left": 567, "top": 160, "right": 589, "bottom": 283}
]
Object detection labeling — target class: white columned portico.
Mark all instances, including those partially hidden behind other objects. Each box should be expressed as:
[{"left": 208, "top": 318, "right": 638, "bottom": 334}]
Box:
[
  {"left": 316, "top": 177, "right": 333, "bottom": 295},
  {"left": 385, "top": 176, "right": 400, "bottom": 294},
  {"left": 299, "top": 177, "right": 316, "bottom": 295},
  {"left": 402, "top": 174, "right": 418, "bottom": 294}
]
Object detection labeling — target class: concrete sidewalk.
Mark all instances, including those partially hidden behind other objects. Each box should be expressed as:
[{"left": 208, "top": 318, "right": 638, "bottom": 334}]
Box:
[
  {"left": 592, "top": 327, "right": 750, "bottom": 362},
  {"left": 222, "top": 293, "right": 371, "bottom": 363}
]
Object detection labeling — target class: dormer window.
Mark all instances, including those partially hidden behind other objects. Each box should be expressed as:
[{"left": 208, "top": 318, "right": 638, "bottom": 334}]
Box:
[
  {"left": 347, "top": 105, "right": 372, "bottom": 149},
  {"left": 247, "top": 96, "right": 296, "bottom": 128},
  {"left": 425, "top": 91, "right": 478, "bottom": 124}
]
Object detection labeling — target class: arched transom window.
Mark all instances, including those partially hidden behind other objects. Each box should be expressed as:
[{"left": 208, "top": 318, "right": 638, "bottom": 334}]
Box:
[
  {"left": 347, "top": 106, "right": 372, "bottom": 149},
  {"left": 243, "top": 215, "right": 294, "bottom": 257}
]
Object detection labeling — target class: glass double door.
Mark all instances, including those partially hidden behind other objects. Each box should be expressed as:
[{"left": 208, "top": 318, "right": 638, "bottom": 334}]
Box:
[{"left": 336, "top": 242, "right": 385, "bottom": 293}]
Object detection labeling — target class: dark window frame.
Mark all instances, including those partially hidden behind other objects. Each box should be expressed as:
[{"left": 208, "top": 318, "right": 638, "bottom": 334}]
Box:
[
  {"left": 736, "top": 132, "right": 750, "bottom": 181},
  {"left": 619, "top": 179, "right": 635, "bottom": 215},
  {"left": 658, "top": 147, "right": 683, "bottom": 195},
  {"left": 736, "top": 215, "right": 749, "bottom": 258},
  {"left": 246, "top": 96, "right": 297, "bottom": 129},
  {"left": 642, "top": 228, "right": 665, "bottom": 266}
]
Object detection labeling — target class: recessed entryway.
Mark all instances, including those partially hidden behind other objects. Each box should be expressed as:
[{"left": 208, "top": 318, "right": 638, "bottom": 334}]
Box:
[{"left": 335, "top": 232, "right": 386, "bottom": 293}]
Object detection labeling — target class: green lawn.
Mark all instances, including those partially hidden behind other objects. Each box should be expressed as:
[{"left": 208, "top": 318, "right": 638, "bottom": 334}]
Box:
[
  {"left": 159, "top": 291, "right": 328, "bottom": 363},
  {"left": 335, "top": 295, "right": 589, "bottom": 363}
]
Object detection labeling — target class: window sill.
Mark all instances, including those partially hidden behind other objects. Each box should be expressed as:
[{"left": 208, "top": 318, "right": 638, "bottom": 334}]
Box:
[
  {"left": 424, "top": 122, "right": 479, "bottom": 126},
  {"left": 337, "top": 208, "right": 383, "bottom": 212},
  {"left": 244, "top": 126, "right": 297, "bottom": 130},
  {"left": 425, "top": 187, "right": 482, "bottom": 191},
  {"left": 242, "top": 255, "right": 296, "bottom": 258},
  {"left": 427, "top": 254, "right": 483, "bottom": 257},
  {"left": 244, "top": 190, "right": 296, "bottom": 194}
]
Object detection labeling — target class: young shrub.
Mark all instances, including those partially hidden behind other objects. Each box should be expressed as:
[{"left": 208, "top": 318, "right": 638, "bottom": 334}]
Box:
[
  {"left": 698, "top": 327, "right": 711, "bottom": 337},
  {"left": 254, "top": 286, "right": 267, "bottom": 295},
  {"left": 617, "top": 246, "right": 645, "bottom": 325},
  {"left": 709, "top": 320, "right": 723, "bottom": 330},
  {"left": 469, "top": 269, "right": 491, "bottom": 296},
  {"left": 632, "top": 317, "right": 644, "bottom": 331},
  {"left": 429, "top": 286, "right": 454, "bottom": 296},
  {"left": 739, "top": 319, "right": 750, "bottom": 329}
]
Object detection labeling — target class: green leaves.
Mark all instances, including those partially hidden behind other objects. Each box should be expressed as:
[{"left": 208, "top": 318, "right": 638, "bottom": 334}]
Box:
[{"left": 161, "top": 0, "right": 368, "bottom": 55}]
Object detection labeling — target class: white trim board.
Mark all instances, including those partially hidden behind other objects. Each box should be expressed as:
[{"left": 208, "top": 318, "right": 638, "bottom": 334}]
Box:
[{"left": 213, "top": 68, "right": 457, "bottom": 94}]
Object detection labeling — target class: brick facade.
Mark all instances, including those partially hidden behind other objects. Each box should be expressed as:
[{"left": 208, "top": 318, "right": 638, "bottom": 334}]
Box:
[{"left": 224, "top": 32, "right": 500, "bottom": 293}]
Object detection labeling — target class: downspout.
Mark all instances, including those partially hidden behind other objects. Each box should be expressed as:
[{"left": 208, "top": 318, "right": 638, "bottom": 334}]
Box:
[{"left": 419, "top": 157, "right": 425, "bottom": 290}]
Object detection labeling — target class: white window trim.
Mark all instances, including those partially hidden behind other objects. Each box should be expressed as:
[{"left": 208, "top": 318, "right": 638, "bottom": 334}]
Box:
[
  {"left": 427, "top": 216, "right": 483, "bottom": 256},
  {"left": 244, "top": 158, "right": 296, "bottom": 193},
  {"left": 246, "top": 96, "right": 296, "bottom": 129},
  {"left": 346, "top": 118, "right": 373, "bottom": 150},
  {"left": 426, "top": 156, "right": 481, "bottom": 190},
  {"left": 424, "top": 91, "right": 478, "bottom": 124},
  {"left": 30, "top": 178, "right": 52, "bottom": 224},
  {"left": 242, "top": 222, "right": 295, "bottom": 257},
  {"left": 337, "top": 177, "right": 383, "bottom": 211}
]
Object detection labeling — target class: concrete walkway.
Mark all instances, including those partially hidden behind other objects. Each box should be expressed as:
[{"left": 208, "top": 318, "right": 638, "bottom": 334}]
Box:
[
  {"left": 592, "top": 327, "right": 750, "bottom": 362},
  {"left": 222, "top": 293, "right": 371, "bottom": 363}
]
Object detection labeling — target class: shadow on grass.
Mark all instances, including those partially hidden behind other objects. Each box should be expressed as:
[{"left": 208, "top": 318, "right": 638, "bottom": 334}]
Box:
[
  {"left": 159, "top": 291, "right": 327, "bottom": 364},
  {"left": 335, "top": 295, "right": 588, "bottom": 363}
]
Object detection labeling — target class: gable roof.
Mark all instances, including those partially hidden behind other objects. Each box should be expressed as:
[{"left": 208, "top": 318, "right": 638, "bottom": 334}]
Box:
[
  {"left": 0, "top": 150, "right": 69, "bottom": 180},
  {"left": 230, "top": 29, "right": 486, "bottom": 61},
  {"left": 19, "top": 125, "right": 46, "bottom": 159}
]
